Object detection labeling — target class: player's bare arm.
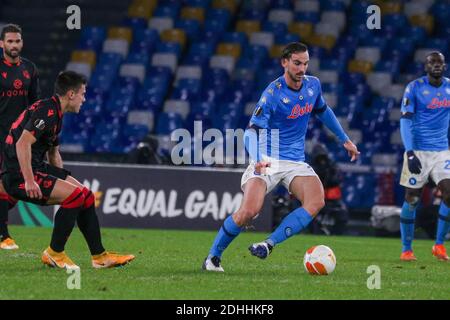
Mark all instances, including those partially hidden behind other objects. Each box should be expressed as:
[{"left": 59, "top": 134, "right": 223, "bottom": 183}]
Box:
[
  {"left": 47, "top": 146, "right": 63, "bottom": 169},
  {"left": 15, "top": 129, "right": 41, "bottom": 199}
]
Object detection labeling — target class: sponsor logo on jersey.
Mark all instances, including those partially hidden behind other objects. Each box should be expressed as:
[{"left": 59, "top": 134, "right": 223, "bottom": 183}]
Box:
[
  {"left": 23, "top": 70, "right": 30, "bottom": 79},
  {"left": 307, "top": 88, "right": 314, "bottom": 96},
  {"left": 13, "top": 79, "right": 22, "bottom": 89},
  {"left": 287, "top": 103, "right": 313, "bottom": 119},
  {"left": 48, "top": 109, "right": 54, "bottom": 117},
  {"left": 426, "top": 98, "right": 450, "bottom": 109}
]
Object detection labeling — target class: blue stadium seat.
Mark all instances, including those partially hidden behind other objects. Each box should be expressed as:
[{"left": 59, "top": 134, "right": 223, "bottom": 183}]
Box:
[
  {"left": 175, "top": 19, "right": 201, "bottom": 41},
  {"left": 122, "top": 17, "right": 148, "bottom": 33},
  {"left": 156, "top": 42, "right": 183, "bottom": 59},
  {"left": 270, "top": 0, "right": 293, "bottom": 10},
  {"left": 184, "top": 0, "right": 210, "bottom": 8},
  {"left": 275, "top": 33, "right": 300, "bottom": 45},
  {"left": 221, "top": 32, "right": 248, "bottom": 47},
  {"left": 183, "top": 41, "right": 215, "bottom": 67},
  {"left": 262, "top": 21, "right": 287, "bottom": 38},
  {"left": 156, "top": 112, "right": 184, "bottom": 134},
  {"left": 125, "top": 52, "right": 150, "bottom": 65},
  {"left": 321, "top": 0, "right": 346, "bottom": 11},
  {"left": 240, "top": 8, "right": 267, "bottom": 20},
  {"left": 294, "top": 11, "right": 320, "bottom": 23},
  {"left": 130, "top": 28, "right": 159, "bottom": 55},
  {"left": 77, "top": 26, "right": 107, "bottom": 52},
  {"left": 171, "top": 78, "right": 202, "bottom": 101},
  {"left": 153, "top": 3, "right": 181, "bottom": 20}
]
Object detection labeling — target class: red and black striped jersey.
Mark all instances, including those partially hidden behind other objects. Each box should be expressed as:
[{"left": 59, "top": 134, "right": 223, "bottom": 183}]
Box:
[
  {"left": 0, "top": 57, "right": 40, "bottom": 138},
  {"left": 3, "top": 95, "right": 62, "bottom": 171}
]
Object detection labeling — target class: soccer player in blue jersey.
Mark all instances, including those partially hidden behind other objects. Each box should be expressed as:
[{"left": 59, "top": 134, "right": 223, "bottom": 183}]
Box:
[
  {"left": 202, "top": 42, "right": 360, "bottom": 272},
  {"left": 399, "top": 51, "right": 450, "bottom": 261}
]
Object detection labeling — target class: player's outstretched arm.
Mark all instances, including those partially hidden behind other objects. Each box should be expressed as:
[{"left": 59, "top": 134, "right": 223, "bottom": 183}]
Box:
[
  {"left": 16, "top": 130, "right": 42, "bottom": 199},
  {"left": 315, "top": 106, "right": 360, "bottom": 161}
]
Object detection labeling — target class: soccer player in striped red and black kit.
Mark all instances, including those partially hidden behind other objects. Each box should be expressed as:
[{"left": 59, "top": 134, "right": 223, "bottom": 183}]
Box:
[
  {"left": 0, "top": 24, "right": 40, "bottom": 249},
  {"left": 0, "top": 71, "right": 135, "bottom": 269}
]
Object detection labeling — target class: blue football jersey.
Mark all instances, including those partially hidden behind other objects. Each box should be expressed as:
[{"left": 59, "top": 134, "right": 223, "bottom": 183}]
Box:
[
  {"left": 401, "top": 76, "right": 450, "bottom": 151},
  {"left": 249, "top": 75, "right": 327, "bottom": 162}
]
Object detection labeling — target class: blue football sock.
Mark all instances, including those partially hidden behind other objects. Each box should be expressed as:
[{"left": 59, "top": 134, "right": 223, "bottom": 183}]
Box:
[
  {"left": 400, "top": 201, "right": 417, "bottom": 252},
  {"left": 209, "top": 215, "right": 242, "bottom": 258},
  {"left": 436, "top": 202, "right": 450, "bottom": 245},
  {"left": 268, "top": 207, "right": 313, "bottom": 246}
]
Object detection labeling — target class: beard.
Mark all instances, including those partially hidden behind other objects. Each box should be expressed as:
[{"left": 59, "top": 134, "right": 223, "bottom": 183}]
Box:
[
  {"left": 4, "top": 48, "right": 21, "bottom": 59},
  {"left": 288, "top": 70, "right": 304, "bottom": 83}
]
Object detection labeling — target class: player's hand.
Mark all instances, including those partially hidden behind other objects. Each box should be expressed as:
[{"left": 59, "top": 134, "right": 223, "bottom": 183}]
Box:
[
  {"left": 25, "top": 180, "right": 42, "bottom": 199},
  {"left": 407, "top": 150, "right": 422, "bottom": 174},
  {"left": 343, "top": 140, "right": 360, "bottom": 162},
  {"left": 254, "top": 161, "right": 271, "bottom": 175}
]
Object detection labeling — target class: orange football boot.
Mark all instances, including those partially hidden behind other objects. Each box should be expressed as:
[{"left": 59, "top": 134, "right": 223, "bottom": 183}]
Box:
[
  {"left": 42, "top": 247, "right": 80, "bottom": 270},
  {"left": 0, "top": 237, "right": 19, "bottom": 250},
  {"left": 400, "top": 250, "right": 417, "bottom": 261},
  {"left": 432, "top": 244, "right": 449, "bottom": 261},
  {"left": 92, "top": 251, "right": 135, "bottom": 268}
]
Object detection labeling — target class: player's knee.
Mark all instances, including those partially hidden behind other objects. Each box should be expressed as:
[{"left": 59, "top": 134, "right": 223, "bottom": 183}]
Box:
[
  {"left": 235, "top": 207, "right": 259, "bottom": 225},
  {"left": 61, "top": 187, "right": 85, "bottom": 209},
  {"left": 305, "top": 198, "right": 325, "bottom": 216},
  {"left": 405, "top": 195, "right": 420, "bottom": 207},
  {"left": 81, "top": 187, "right": 95, "bottom": 209}
]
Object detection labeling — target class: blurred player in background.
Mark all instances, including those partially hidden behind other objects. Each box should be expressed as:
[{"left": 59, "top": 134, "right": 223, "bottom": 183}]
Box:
[
  {"left": 0, "top": 71, "right": 135, "bottom": 269},
  {"left": 399, "top": 51, "right": 450, "bottom": 261},
  {"left": 203, "top": 42, "right": 359, "bottom": 272},
  {"left": 0, "top": 24, "right": 40, "bottom": 250}
]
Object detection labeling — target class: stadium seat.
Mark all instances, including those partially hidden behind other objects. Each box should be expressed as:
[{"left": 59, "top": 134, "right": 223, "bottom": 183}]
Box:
[
  {"left": 128, "top": 0, "right": 157, "bottom": 19},
  {"left": 66, "top": 62, "right": 92, "bottom": 80},
  {"left": 161, "top": 29, "right": 187, "bottom": 49},
  {"left": 268, "top": 9, "right": 294, "bottom": 25},
  {"left": 236, "top": 20, "right": 261, "bottom": 37},
  {"left": 216, "top": 43, "right": 241, "bottom": 59},
  {"left": 119, "top": 63, "right": 146, "bottom": 83},
  {"left": 151, "top": 53, "right": 178, "bottom": 72},
  {"left": 180, "top": 7, "right": 205, "bottom": 23},
  {"left": 103, "top": 39, "right": 129, "bottom": 58},
  {"left": 175, "top": 65, "right": 202, "bottom": 82},
  {"left": 71, "top": 50, "right": 96, "bottom": 68},
  {"left": 156, "top": 112, "right": 184, "bottom": 135},
  {"left": 289, "top": 22, "right": 313, "bottom": 41},
  {"left": 108, "top": 26, "right": 133, "bottom": 43},
  {"left": 148, "top": 17, "right": 174, "bottom": 34},
  {"left": 294, "top": 0, "right": 320, "bottom": 13},
  {"left": 78, "top": 26, "right": 107, "bottom": 52},
  {"left": 249, "top": 32, "right": 275, "bottom": 49},
  {"left": 163, "top": 99, "right": 191, "bottom": 119},
  {"left": 209, "top": 55, "right": 235, "bottom": 75}
]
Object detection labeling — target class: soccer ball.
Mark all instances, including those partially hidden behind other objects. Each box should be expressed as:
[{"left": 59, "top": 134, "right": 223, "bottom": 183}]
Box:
[{"left": 303, "top": 245, "right": 336, "bottom": 275}]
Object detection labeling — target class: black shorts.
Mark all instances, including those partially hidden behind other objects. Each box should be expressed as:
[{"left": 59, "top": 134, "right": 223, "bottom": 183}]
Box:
[{"left": 2, "top": 163, "right": 71, "bottom": 205}]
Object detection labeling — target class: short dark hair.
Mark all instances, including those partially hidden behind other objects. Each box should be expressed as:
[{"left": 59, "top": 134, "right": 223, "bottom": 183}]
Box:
[
  {"left": 426, "top": 51, "right": 445, "bottom": 61},
  {"left": 54, "top": 71, "right": 87, "bottom": 95},
  {"left": 1, "top": 24, "right": 22, "bottom": 40},
  {"left": 281, "top": 42, "right": 308, "bottom": 60}
]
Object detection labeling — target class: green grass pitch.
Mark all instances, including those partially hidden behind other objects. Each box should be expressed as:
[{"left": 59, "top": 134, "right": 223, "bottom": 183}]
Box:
[{"left": 0, "top": 225, "right": 449, "bottom": 300}]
